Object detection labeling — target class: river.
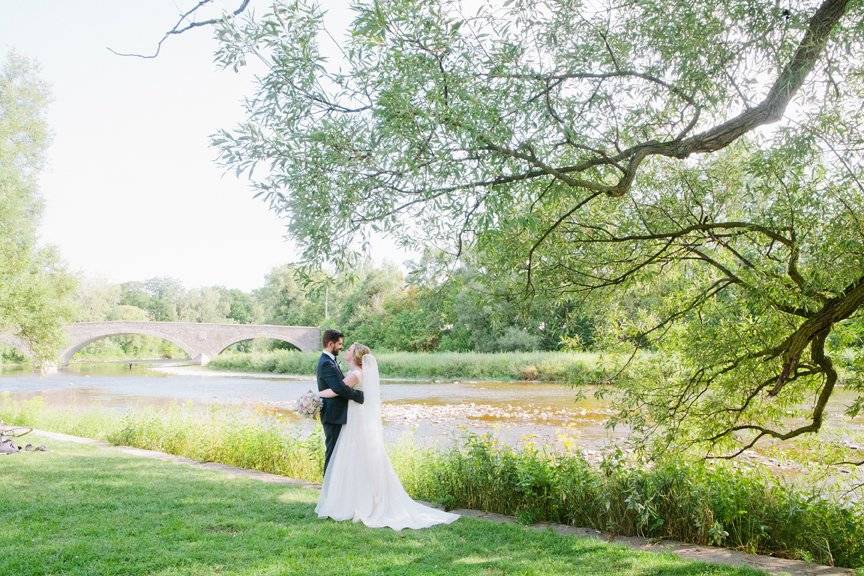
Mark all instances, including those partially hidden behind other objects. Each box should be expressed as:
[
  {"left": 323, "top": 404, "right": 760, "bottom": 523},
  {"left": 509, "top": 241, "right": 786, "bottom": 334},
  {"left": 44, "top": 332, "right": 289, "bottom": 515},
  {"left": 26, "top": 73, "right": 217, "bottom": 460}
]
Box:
[
  {"left": 0, "top": 362, "right": 621, "bottom": 456},
  {"left": 3, "top": 361, "right": 863, "bottom": 491}
]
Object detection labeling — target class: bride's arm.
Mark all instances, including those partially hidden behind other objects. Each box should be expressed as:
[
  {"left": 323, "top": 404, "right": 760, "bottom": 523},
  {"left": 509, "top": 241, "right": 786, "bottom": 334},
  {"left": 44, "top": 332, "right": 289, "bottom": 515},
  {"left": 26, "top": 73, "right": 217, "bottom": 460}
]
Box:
[{"left": 318, "top": 372, "right": 359, "bottom": 398}]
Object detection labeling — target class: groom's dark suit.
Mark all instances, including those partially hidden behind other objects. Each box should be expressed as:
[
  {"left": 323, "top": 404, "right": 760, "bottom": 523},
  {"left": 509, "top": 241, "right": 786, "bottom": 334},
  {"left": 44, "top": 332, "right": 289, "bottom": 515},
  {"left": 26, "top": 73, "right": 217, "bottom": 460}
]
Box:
[{"left": 317, "top": 352, "right": 364, "bottom": 473}]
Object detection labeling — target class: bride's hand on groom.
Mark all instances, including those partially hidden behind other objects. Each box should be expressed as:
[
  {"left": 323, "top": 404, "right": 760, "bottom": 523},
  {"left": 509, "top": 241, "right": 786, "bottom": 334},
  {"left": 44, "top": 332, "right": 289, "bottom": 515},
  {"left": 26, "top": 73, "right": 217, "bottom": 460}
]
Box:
[{"left": 343, "top": 373, "right": 359, "bottom": 388}]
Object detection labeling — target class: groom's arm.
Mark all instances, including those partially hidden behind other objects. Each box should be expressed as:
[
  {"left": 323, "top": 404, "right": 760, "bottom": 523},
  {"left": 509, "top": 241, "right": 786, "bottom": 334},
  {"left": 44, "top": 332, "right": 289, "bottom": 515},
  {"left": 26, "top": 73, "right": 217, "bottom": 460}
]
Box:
[
  {"left": 319, "top": 373, "right": 358, "bottom": 398},
  {"left": 321, "top": 362, "right": 364, "bottom": 404}
]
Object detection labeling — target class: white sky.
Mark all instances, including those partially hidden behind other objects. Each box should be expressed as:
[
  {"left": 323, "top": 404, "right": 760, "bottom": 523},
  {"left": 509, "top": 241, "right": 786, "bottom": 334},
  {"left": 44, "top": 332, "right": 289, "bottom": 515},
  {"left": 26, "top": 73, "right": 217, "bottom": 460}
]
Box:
[{"left": 2, "top": 0, "right": 411, "bottom": 291}]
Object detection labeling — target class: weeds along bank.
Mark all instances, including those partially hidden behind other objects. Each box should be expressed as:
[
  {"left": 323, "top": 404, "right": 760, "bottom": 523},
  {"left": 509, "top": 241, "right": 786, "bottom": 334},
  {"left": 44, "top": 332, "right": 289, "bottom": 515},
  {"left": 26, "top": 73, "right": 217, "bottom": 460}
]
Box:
[
  {"left": 1, "top": 394, "right": 861, "bottom": 569},
  {"left": 209, "top": 350, "right": 618, "bottom": 384}
]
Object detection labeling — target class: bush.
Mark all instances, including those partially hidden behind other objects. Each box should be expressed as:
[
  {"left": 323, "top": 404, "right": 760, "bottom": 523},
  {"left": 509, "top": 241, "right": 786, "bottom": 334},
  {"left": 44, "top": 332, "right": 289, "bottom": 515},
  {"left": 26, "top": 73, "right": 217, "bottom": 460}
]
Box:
[
  {"left": 495, "top": 327, "right": 543, "bottom": 352},
  {"left": 402, "top": 435, "right": 864, "bottom": 568},
  {"left": 0, "top": 347, "right": 28, "bottom": 365}
]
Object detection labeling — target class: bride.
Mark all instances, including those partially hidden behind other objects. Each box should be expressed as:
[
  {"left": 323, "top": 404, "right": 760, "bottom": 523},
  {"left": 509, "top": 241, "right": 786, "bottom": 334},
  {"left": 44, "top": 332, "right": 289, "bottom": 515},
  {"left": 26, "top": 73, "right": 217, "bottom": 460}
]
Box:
[{"left": 315, "top": 343, "right": 459, "bottom": 530}]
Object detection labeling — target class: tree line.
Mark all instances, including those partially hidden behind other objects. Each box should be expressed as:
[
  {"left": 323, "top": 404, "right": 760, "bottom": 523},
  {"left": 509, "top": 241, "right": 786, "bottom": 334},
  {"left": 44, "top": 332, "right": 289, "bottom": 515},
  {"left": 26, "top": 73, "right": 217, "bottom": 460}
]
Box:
[{"left": 71, "top": 254, "right": 598, "bottom": 354}]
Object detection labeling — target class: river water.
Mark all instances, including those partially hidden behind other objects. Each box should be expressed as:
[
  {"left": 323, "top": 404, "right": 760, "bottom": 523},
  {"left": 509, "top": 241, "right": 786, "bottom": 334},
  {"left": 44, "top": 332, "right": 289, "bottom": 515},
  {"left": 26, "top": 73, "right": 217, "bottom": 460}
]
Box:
[
  {"left": 3, "top": 362, "right": 863, "bottom": 492},
  {"left": 0, "top": 363, "right": 622, "bottom": 455}
]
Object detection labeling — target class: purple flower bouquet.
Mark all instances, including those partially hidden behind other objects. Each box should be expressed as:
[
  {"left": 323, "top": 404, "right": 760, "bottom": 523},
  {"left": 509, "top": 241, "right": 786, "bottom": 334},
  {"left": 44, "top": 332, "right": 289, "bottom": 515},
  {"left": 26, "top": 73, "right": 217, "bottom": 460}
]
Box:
[{"left": 294, "top": 390, "right": 322, "bottom": 419}]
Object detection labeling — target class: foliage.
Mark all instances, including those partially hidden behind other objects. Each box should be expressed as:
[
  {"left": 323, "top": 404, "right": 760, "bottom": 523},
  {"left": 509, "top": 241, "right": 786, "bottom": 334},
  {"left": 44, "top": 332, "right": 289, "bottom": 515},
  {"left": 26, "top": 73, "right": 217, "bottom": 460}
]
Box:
[
  {"left": 211, "top": 0, "right": 864, "bottom": 457},
  {"left": 401, "top": 435, "right": 864, "bottom": 568},
  {"left": 72, "top": 278, "right": 123, "bottom": 322},
  {"left": 562, "top": 146, "right": 864, "bottom": 461},
  {"left": 252, "top": 264, "right": 328, "bottom": 325},
  {"left": 0, "top": 52, "right": 76, "bottom": 360},
  {"left": 118, "top": 277, "right": 184, "bottom": 321},
  {"left": 74, "top": 335, "right": 186, "bottom": 361},
  {"left": 224, "top": 287, "right": 256, "bottom": 323},
  {"left": 209, "top": 349, "right": 613, "bottom": 383},
  {"left": 496, "top": 326, "right": 542, "bottom": 352},
  {"left": 212, "top": 0, "right": 859, "bottom": 265}
]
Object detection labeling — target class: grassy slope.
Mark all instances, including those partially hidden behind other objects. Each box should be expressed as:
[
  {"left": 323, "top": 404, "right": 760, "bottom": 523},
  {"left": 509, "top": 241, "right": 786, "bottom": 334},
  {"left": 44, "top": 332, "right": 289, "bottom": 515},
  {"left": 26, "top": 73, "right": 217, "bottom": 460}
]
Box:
[{"left": 0, "top": 436, "right": 762, "bottom": 576}]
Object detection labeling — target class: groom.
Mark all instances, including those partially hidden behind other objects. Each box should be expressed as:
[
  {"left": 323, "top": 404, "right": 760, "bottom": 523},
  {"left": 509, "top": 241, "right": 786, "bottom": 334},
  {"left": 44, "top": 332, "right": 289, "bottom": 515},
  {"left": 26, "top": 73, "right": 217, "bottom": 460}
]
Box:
[{"left": 317, "top": 329, "right": 364, "bottom": 473}]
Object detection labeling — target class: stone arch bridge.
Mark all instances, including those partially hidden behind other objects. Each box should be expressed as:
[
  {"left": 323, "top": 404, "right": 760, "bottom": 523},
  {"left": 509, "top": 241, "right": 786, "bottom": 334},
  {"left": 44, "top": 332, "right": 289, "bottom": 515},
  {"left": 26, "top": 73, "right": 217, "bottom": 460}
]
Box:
[{"left": 2, "top": 322, "right": 320, "bottom": 368}]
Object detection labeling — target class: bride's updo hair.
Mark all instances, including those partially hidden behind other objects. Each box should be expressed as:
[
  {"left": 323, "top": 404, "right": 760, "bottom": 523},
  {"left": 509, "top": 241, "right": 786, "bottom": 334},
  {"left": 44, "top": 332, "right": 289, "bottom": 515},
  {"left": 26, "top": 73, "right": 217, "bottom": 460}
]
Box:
[{"left": 352, "top": 343, "right": 372, "bottom": 367}]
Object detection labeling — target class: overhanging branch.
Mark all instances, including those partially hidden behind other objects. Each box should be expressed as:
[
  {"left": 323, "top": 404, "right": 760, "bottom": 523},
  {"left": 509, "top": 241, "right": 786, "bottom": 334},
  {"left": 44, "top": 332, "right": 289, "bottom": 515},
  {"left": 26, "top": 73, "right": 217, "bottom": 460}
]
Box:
[{"left": 108, "top": 0, "right": 252, "bottom": 59}]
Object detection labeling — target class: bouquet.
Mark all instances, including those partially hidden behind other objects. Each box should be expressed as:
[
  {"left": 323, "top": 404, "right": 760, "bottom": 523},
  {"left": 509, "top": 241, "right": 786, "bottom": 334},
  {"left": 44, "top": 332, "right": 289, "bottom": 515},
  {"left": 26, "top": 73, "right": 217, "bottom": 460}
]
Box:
[{"left": 293, "top": 390, "right": 323, "bottom": 419}]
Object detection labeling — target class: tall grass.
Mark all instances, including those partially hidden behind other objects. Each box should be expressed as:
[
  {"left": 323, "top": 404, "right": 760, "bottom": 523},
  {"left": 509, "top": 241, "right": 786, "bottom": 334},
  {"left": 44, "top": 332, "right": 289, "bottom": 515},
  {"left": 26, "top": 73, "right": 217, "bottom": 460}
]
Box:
[
  {"left": 2, "top": 393, "right": 861, "bottom": 568},
  {"left": 210, "top": 350, "right": 617, "bottom": 384},
  {"left": 397, "top": 436, "right": 864, "bottom": 568},
  {"left": 0, "top": 393, "right": 324, "bottom": 481}
]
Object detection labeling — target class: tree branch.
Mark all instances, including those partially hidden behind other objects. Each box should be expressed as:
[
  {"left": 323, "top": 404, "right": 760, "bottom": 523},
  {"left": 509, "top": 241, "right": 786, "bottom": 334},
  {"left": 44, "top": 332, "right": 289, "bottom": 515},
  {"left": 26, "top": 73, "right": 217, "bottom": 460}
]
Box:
[{"left": 108, "top": 0, "right": 252, "bottom": 59}]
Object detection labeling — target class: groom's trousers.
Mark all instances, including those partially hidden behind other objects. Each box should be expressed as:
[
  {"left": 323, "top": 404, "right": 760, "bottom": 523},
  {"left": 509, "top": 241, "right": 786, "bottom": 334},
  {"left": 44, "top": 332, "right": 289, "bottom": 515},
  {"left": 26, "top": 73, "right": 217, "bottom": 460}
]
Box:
[{"left": 322, "top": 422, "right": 342, "bottom": 473}]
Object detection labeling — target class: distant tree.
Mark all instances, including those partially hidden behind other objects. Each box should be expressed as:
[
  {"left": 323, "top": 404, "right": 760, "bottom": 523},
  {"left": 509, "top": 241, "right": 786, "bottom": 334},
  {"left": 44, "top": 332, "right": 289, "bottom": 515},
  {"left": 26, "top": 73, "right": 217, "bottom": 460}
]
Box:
[
  {"left": 337, "top": 265, "right": 403, "bottom": 331},
  {"left": 109, "top": 304, "right": 149, "bottom": 322},
  {"left": 252, "top": 264, "right": 328, "bottom": 326},
  {"left": 178, "top": 286, "right": 231, "bottom": 323},
  {"left": 225, "top": 288, "right": 256, "bottom": 324},
  {"left": 344, "top": 283, "right": 440, "bottom": 351},
  {"left": 0, "top": 52, "right": 75, "bottom": 359},
  {"left": 410, "top": 251, "right": 594, "bottom": 352},
  {"left": 119, "top": 277, "right": 185, "bottom": 321},
  {"left": 72, "top": 277, "right": 122, "bottom": 322}
]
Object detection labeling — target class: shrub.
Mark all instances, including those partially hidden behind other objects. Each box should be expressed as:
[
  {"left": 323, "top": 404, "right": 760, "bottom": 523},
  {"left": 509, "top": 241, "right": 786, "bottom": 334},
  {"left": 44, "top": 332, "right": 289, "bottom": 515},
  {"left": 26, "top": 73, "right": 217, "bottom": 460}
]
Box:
[
  {"left": 402, "top": 435, "right": 864, "bottom": 568},
  {"left": 496, "top": 327, "right": 543, "bottom": 352}
]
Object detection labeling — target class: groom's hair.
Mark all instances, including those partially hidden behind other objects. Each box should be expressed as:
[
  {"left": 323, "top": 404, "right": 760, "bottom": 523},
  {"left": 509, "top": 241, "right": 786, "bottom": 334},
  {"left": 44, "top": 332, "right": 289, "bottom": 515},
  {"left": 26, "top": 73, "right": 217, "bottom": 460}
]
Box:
[{"left": 322, "top": 329, "right": 344, "bottom": 347}]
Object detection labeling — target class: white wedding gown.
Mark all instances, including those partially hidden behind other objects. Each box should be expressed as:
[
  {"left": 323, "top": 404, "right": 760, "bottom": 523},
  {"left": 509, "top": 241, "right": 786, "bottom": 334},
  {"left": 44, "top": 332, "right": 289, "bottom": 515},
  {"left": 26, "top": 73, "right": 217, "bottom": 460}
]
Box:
[{"left": 315, "top": 355, "right": 459, "bottom": 530}]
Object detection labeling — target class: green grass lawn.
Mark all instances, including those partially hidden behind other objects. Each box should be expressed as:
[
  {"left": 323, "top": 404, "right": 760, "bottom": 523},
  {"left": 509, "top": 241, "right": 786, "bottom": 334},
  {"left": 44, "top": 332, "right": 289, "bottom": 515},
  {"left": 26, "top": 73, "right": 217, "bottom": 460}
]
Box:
[{"left": 0, "top": 435, "right": 763, "bottom": 576}]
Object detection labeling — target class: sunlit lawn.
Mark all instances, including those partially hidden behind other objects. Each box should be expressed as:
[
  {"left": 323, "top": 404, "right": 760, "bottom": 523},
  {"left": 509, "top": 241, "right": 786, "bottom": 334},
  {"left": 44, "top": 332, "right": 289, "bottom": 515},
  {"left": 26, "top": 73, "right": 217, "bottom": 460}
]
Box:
[{"left": 0, "top": 435, "right": 764, "bottom": 576}]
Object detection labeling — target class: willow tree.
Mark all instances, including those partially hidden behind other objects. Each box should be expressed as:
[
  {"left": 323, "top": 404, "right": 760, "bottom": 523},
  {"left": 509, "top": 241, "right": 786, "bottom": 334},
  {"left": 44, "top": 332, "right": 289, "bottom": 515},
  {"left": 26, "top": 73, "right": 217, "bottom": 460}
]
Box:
[
  {"left": 212, "top": 0, "right": 864, "bottom": 462},
  {"left": 0, "top": 53, "right": 75, "bottom": 361}
]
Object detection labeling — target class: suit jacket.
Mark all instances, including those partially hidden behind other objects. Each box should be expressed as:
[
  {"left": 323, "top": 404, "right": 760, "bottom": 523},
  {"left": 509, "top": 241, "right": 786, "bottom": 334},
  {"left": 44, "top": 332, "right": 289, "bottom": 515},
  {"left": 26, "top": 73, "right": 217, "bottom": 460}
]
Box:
[{"left": 316, "top": 352, "right": 364, "bottom": 425}]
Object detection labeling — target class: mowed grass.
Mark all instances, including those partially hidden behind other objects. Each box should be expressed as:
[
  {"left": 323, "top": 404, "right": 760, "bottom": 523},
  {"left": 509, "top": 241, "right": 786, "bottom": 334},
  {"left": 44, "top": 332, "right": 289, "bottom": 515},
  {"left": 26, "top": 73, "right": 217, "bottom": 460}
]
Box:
[{"left": 0, "top": 436, "right": 763, "bottom": 576}]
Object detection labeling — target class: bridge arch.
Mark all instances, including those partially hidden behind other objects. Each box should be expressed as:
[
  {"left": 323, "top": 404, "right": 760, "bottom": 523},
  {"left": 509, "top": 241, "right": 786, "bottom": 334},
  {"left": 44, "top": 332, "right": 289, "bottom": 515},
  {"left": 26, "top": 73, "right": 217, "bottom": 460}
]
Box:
[
  {"left": 212, "top": 333, "right": 304, "bottom": 356},
  {"left": 59, "top": 328, "right": 196, "bottom": 366},
  {"left": 0, "top": 333, "right": 34, "bottom": 360},
  {"left": 196, "top": 325, "right": 319, "bottom": 365}
]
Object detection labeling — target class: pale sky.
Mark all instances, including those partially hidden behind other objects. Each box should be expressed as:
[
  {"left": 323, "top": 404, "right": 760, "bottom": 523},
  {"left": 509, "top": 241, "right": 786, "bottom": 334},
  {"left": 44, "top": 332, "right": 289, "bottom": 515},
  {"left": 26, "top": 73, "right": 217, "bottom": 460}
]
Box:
[{"left": 2, "top": 0, "right": 411, "bottom": 291}]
